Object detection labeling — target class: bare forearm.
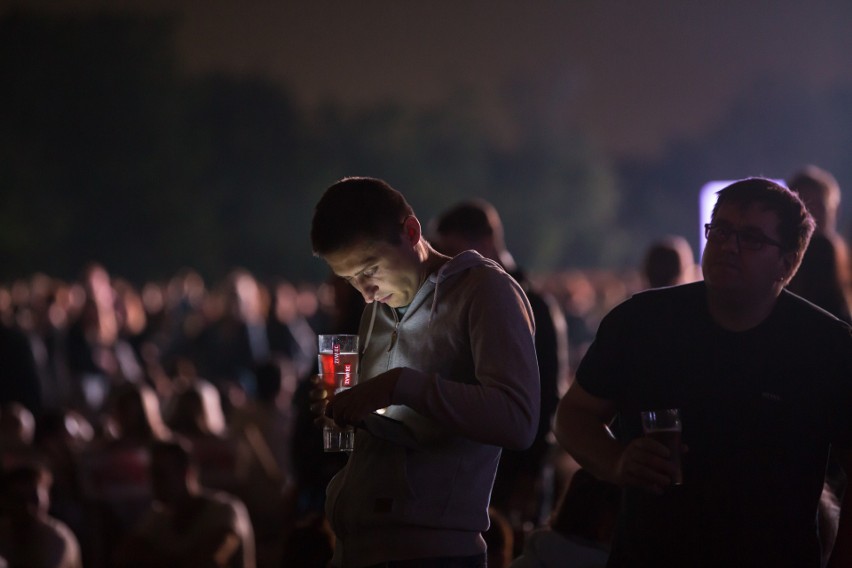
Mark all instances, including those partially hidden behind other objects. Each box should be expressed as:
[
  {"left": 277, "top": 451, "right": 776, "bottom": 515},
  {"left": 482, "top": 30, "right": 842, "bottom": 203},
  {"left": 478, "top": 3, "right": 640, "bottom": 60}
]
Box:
[
  {"left": 554, "top": 382, "right": 677, "bottom": 492},
  {"left": 554, "top": 400, "right": 623, "bottom": 484},
  {"left": 827, "top": 451, "right": 852, "bottom": 567}
]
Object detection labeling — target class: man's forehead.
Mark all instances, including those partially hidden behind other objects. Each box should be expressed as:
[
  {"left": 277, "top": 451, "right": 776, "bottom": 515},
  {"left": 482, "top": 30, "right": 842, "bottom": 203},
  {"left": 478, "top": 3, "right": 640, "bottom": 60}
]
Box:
[
  {"left": 715, "top": 201, "right": 779, "bottom": 223},
  {"left": 324, "top": 241, "right": 382, "bottom": 276},
  {"left": 715, "top": 203, "right": 785, "bottom": 243}
]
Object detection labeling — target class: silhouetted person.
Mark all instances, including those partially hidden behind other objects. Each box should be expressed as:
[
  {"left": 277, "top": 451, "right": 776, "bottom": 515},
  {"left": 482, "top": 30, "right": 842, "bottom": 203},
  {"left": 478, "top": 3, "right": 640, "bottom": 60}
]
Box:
[
  {"left": 14, "top": 273, "right": 66, "bottom": 413},
  {"left": 80, "top": 382, "right": 171, "bottom": 565},
  {"left": 786, "top": 166, "right": 852, "bottom": 324},
  {"left": 266, "top": 279, "right": 318, "bottom": 379},
  {"left": 65, "top": 263, "right": 144, "bottom": 420},
  {"left": 194, "top": 268, "right": 270, "bottom": 406},
  {"left": 166, "top": 380, "right": 241, "bottom": 495},
  {"left": 0, "top": 402, "right": 41, "bottom": 471},
  {"left": 229, "top": 360, "right": 299, "bottom": 568},
  {"left": 0, "top": 320, "right": 42, "bottom": 416},
  {"left": 787, "top": 165, "right": 844, "bottom": 236},
  {"left": 0, "top": 462, "right": 82, "bottom": 568},
  {"left": 113, "top": 438, "right": 255, "bottom": 568},
  {"left": 32, "top": 409, "right": 93, "bottom": 567},
  {"left": 641, "top": 235, "right": 699, "bottom": 289},
  {"left": 229, "top": 360, "right": 298, "bottom": 489},
  {"left": 432, "top": 198, "right": 569, "bottom": 531}
]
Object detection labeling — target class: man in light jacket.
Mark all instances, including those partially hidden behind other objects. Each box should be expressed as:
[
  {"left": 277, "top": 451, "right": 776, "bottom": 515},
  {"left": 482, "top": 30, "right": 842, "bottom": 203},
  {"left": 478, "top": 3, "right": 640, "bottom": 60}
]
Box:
[{"left": 310, "top": 177, "right": 540, "bottom": 568}]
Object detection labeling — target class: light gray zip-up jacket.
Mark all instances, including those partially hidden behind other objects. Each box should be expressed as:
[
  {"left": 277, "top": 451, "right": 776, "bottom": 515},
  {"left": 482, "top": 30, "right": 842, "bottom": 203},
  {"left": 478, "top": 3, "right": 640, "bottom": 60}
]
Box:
[{"left": 327, "top": 250, "right": 540, "bottom": 567}]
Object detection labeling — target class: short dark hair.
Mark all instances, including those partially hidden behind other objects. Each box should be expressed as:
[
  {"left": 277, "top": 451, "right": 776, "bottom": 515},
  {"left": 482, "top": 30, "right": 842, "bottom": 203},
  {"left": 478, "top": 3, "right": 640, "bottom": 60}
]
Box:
[
  {"left": 712, "top": 177, "right": 815, "bottom": 257},
  {"left": 434, "top": 199, "right": 497, "bottom": 240},
  {"left": 643, "top": 236, "right": 692, "bottom": 288},
  {"left": 786, "top": 165, "right": 840, "bottom": 209},
  {"left": 311, "top": 177, "right": 414, "bottom": 257}
]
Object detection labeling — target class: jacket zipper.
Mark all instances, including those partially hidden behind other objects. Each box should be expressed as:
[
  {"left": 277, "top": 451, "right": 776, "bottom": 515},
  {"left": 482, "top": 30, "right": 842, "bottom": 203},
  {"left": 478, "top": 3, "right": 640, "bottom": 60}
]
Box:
[{"left": 388, "top": 309, "right": 400, "bottom": 352}]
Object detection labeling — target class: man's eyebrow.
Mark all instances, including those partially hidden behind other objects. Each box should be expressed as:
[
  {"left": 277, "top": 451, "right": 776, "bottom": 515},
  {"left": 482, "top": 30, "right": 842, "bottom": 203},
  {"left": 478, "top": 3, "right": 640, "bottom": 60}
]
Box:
[{"left": 338, "top": 256, "right": 379, "bottom": 279}]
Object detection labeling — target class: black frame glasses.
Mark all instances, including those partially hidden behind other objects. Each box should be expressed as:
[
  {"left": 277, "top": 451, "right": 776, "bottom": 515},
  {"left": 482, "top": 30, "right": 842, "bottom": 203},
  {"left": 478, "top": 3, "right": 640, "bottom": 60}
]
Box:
[{"left": 704, "top": 223, "right": 784, "bottom": 251}]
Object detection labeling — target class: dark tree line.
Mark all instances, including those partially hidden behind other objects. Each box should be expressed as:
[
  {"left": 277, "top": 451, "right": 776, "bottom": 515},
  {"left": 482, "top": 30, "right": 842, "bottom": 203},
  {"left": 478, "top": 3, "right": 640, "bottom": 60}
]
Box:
[
  {"left": 0, "top": 10, "right": 623, "bottom": 284},
  {"left": 3, "top": 9, "right": 852, "bottom": 286}
]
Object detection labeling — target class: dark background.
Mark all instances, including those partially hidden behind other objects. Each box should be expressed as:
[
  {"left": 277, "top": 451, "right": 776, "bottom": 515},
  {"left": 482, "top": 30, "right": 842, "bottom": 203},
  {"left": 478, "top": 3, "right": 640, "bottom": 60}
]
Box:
[{"left": 3, "top": 2, "right": 852, "bottom": 285}]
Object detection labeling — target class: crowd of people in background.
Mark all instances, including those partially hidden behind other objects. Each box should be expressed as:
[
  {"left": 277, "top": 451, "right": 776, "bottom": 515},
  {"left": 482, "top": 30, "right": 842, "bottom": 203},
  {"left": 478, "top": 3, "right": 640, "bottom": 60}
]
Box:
[
  {"left": 0, "top": 166, "right": 850, "bottom": 567},
  {"left": 0, "top": 259, "right": 632, "bottom": 567}
]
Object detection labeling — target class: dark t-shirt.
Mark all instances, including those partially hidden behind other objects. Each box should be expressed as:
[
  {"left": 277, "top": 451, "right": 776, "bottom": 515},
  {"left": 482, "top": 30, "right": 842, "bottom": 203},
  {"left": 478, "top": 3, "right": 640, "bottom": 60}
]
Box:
[{"left": 577, "top": 282, "right": 852, "bottom": 567}]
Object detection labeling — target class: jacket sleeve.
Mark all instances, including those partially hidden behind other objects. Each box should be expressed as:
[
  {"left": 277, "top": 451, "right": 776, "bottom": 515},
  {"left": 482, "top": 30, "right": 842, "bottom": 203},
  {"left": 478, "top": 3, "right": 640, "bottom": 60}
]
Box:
[{"left": 392, "top": 270, "right": 541, "bottom": 450}]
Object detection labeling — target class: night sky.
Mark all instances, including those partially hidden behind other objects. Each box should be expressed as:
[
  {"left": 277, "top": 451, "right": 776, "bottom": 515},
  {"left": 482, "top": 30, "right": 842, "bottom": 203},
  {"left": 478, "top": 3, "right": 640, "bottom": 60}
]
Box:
[
  {"left": 4, "top": 0, "right": 852, "bottom": 280},
  {"left": 10, "top": 0, "right": 852, "bottom": 159}
]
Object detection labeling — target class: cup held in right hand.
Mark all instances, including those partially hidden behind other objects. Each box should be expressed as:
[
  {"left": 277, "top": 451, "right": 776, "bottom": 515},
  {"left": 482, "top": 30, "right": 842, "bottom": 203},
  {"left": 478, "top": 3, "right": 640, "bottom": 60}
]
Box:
[{"left": 640, "top": 408, "right": 683, "bottom": 485}]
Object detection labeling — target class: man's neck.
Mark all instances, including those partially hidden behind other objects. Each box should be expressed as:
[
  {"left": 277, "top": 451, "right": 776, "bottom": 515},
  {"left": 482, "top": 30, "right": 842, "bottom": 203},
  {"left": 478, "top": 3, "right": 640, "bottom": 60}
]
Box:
[
  {"left": 418, "top": 244, "right": 449, "bottom": 284},
  {"left": 706, "top": 287, "right": 782, "bottom": 332}
]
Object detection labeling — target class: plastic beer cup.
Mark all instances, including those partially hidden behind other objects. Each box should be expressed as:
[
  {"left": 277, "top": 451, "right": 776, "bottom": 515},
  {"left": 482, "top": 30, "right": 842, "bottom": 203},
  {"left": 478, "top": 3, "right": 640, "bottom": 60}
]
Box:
[
  {"left": 318, "top": 334, "right": 359, "bottom": 452},
  {"left": 640, "top": 408, "right": 683, "bottom": 485}
]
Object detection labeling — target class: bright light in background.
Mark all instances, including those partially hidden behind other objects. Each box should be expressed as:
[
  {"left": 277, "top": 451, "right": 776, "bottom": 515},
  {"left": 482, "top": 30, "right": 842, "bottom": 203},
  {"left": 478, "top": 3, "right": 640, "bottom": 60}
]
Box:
[
  {"left": 699, "top": 178, "right": 785, "bottom": 259},
  {"left": 699, "top": 181, "right": 732, "bottom": 256}
]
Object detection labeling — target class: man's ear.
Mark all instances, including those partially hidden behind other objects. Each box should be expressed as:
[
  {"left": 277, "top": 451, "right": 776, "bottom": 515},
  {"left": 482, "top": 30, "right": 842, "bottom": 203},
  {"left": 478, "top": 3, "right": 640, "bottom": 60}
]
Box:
[
  {"left": 780, "top": 251, "right": 798, "bottom": 283},
  {"left": 402, "top": 215, "right": 421, "bottom": 246}
]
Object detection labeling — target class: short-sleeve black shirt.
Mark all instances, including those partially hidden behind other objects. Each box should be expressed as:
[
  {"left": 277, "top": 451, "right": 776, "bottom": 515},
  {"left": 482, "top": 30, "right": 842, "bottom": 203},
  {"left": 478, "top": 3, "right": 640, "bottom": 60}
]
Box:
[{"left": 577, "top": 282, "right": 852, "bottom": 567}]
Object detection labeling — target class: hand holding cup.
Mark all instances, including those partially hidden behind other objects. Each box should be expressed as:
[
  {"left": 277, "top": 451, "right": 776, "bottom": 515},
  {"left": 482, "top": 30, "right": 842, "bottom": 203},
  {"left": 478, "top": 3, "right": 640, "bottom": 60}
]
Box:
[
  {"left": 639, "top": 408, "right": 684, "bottom": 487},
  {"left": 317, "top": 334, "right": 359, "bottom": 452}
]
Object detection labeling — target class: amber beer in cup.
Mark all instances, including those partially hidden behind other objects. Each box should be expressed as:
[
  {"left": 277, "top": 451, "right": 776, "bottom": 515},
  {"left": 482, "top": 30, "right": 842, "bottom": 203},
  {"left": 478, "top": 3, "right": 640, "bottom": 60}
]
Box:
[
  {"left": 318, "top": 334, "right": 359, "bottom": 452},
  {"left": 640, "top": 408, "right": 683, "bottom": 485}
]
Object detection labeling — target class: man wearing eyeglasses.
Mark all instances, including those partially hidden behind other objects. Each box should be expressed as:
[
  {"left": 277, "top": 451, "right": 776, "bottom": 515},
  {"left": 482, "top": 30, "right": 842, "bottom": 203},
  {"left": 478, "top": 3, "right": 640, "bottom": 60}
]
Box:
[{"left": 554, "top": 178, "right": 852, "bottom": 567}]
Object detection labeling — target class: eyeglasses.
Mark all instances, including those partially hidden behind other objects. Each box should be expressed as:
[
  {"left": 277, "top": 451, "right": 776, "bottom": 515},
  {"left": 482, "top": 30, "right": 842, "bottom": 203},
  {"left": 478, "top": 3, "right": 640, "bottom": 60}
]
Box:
[{"left": 704, "top": 223, "right": 784, "bottom": 251}]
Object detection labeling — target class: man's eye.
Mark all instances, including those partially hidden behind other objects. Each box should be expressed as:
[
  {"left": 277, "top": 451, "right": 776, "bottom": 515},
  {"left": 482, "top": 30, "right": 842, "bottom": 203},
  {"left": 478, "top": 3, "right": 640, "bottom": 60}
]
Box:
[
  {"left": 362, "top": 267, "right": 377, "bottom": 278},
  {"left": 739, "top": 233, "right": 762, "bottom": 244}
]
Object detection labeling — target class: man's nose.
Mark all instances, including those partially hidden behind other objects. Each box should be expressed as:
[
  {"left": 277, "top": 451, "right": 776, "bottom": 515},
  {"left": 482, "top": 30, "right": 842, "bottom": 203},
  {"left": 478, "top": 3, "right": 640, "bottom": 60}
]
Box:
[{"left": 355, "top": 280, "right": 378, "bottom": 303}]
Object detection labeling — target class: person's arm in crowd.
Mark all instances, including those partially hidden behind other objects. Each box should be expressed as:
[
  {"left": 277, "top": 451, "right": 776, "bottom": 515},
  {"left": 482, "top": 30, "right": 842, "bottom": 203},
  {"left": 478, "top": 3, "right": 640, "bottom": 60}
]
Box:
[
  {"left": 554, "top": 382, "right": 676, "bottom": 493},
  {"left": 827, "top": 450, "right": 852, "bottom": 567}
]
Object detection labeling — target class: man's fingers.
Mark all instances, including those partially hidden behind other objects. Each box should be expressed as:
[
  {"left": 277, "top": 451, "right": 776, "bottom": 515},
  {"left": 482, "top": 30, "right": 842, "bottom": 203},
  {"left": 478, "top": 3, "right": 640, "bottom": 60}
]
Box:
[
  {"left": 313, "top": 414, "right": 335, "bottom": 430},
  {"left": 309, "top": 375, "right": 329, "bottom": 402},
  {"left": 635, "top": 436, "right": 672, "bottom": 458},
  {"left": 326, "top": 391, "right": 368, "bottom": 428},
  {"left": 309, "top": 398, "right": 328, "bottom": 417},
  {"left": 629, "top": 461, "right": 672, "bottom": 489},
  {"left": 618, "top": 438, "right": 679, "bottom": 491}
]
